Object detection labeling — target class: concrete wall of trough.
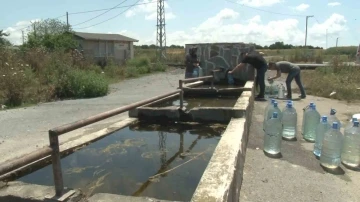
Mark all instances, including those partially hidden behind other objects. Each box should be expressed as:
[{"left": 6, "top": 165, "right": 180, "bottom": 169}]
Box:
[
  {"left": 185, "top": 43, "right": 256, "bottom": 82},
  {"left": 191, "top": 81, "right": 254, "bottom": 202}
]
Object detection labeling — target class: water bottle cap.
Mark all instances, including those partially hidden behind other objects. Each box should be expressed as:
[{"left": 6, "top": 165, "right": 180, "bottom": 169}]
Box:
[
  {"left": 286, "top": 103, "right": 292, "bottom": 108},
  {"left": 273, "top": 102, "right": 278, "bottom": 107},
  {"left": 321, "top": 116, "right": 327, "bottom": 122},
  {"left": 352, "top": 117, "right": 358, "bottom": 122},
  {"left": 309, "top": 102, "right": 314, "bottom": 106},
  {"left": 271, "top": 99, "right": 275, "bottom": 103},
  {"left": 310, "top": 104, "right": 316, "bottom": 110},
  {"left": 332, "top": 122, "right": 339, "bottom": 129},
  {"left": 354, "top": 121, "right": 359, "bottom": 127},
  {"left": 330, "top": 108, "right": 336, "bottom": 115},
  {"left": 272, "top": 112, "right": 278, "bottom": 118}
]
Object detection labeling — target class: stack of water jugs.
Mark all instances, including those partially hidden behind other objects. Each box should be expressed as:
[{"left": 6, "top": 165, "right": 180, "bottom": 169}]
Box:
[{"left": 263, "top": 99, "right": 360, "bottom": 170}]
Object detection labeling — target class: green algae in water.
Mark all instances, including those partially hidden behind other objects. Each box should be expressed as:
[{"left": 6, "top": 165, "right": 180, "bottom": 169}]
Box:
[{"left": 18, "top": 123, "right": 225, "bottom": 202}]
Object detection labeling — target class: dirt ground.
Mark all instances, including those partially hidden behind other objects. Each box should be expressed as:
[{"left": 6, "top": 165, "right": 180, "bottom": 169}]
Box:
[{"left": 0, "top": 69, "right": 184, "bottom": 164}]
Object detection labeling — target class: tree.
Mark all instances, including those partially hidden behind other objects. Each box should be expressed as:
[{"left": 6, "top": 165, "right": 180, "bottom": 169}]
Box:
[
  {"left": 0, "top": 30, "right": 11, "bottom": 46},
  {"left": 24, "top": 18, "right": 77, "bottom": 50}
]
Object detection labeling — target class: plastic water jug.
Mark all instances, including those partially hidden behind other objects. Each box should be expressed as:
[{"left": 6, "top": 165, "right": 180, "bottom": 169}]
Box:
[
  {"left": 302, "top": 102, "right": 314, "bottom": 135},
  {"left": 328, "top": 109, "right": 341, "bottom": 130},
  {"left": 227, "top": 74, "right": 234, "bottom": 85},
  {"left": 263, "top": 102, "right": 282, "bottom": 131},
  {"left": 320, "top": 122, "right": 344, "bottom": 169},
  {"left": 278, "top": 84, "right": 285, "bottom": 99},
  {"left": 263, "top": 99, "right": 276, "bottom": 131},
  {"left": 313, "top": 116, "right": 331, "bottom": 157},
  {"left": 344, "top": 117, "right": 357, "bottom": 132},
  {"left": 341, "top": 121, "right": 360, "bottom": 168},
  {"left": 281, "top": 102, "right": 297, "bottom": 140},
  {"left": 264, "top": 112, "right": 283, "bottom": 155},
  {"left": 302, "top": 103, "right": 320, "bottom": 142}
]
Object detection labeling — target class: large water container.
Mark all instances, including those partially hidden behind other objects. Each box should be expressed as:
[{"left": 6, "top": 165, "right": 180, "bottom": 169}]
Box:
[
  {"left": 320, "top": 122, "right": 344, "bottom": 169},
  {"left": 278, "top": 84, "right": 285, "bottom": 99},
  {"left": 264, "top": 112, "right": 283, "bottom": 155},
  {"left": 344, "top": 117, "right": 358, "bottom": 132},
  {"left": 302, "top": 102, "right": 314, "bottom": 133},
  {"left": 313, "top": 116, "right": 331, "bottom": 157},
  {"left": 282, "top": 100, "right": 293, "bottom": 111},
  {"left": 328, "top": 109, "right": 342, "bottom": 130},
  {"left": 341, "top": 121, "right": 360, "bottom": 168},
  {"left": 263, "top": 99, "right": 276, "bottom": 131},
  {"left": 281, "top": 102, "right": 297, "bottom": 140},
  {"left": 302, "top": 104, "right": 320, "bottom": 142},
  {"left": 263, "top": 102, "right": 282, "bottom": 131}
]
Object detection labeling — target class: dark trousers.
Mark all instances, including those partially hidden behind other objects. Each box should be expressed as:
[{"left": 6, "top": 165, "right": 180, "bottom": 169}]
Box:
[
  {"left": 255, "top": 65, "right": 268, "bottom": 98},
  {"left": 286, "top": 68, "right": 306, "bottom": 98}
]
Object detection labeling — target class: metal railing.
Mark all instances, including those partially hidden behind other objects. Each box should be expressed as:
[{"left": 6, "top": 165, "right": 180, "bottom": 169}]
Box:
[
  {"left": 178, "top": 75, "right": 215, "bottom": 109},
  {"left": 0, "top": 90, "right": 181, "bottom": 197}
]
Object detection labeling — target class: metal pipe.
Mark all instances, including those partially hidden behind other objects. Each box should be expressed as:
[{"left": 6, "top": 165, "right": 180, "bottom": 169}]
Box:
[
  {"left": 180, "top": 75, "right": 213, "bottom": 84},
  {"left": 179, "top": 80, "right": 184, "bottom": 109},
  {"left": 0, "top": 147, "right": 52, "bottom": 177},
  {"left": 50, "top": 90, "right": 181, "bottom": 136},
  {"left": 211, "top": 71, "right": 215, "bottom": 89},
  {"left": 49, "top": 132, "right": 64, "bottom": 196}
]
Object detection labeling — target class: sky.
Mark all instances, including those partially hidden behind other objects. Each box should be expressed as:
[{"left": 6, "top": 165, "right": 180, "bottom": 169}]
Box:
[{"left": 1, "top": 0, "right": 359, "bottom": 48}]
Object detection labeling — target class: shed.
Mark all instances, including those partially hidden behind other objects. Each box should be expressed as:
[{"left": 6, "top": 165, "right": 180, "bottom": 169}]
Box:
[{"left": 74, "top": 32, "right": 139, "bottom": 65}]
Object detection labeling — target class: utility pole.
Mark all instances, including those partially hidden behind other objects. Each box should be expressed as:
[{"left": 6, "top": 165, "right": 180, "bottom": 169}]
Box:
[
  {"left": 305, "top": 15, "right": 314, "bottom": 47},
  {"left": 66, "top": 12, "right": 69, "bottom": 31},
  {"left": 326, "top": 29, "right": 328, "bottom": 49},
  {"left": 336, "top": 37, "right": 339, "bottom": 47},
  {"left": 156, "top": 0, "right": 166, "bottom": 62},
  {"left": 22, "top": 30, "right": 24, "bottom": 44}
]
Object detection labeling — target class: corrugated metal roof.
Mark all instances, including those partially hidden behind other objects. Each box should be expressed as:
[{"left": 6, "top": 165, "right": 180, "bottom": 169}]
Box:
[{"left": 74, "top": 32, "right": 138, "bottom": 42}]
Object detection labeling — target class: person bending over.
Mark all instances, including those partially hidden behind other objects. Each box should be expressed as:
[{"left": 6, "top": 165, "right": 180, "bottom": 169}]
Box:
[
  {"left": 185, "top": 47, "right": 200, "bottom": 78},
  {"left": 267, "top": 61, "right": 306, "bottom": 99},
  {"left": 229, "top": 51, "right": 268, "bottom": 101}
]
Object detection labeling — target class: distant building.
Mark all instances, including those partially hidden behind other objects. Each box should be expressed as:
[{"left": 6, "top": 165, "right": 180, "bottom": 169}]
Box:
[{"left": 74, "top": 32, "right": 138, "bottom": 65}]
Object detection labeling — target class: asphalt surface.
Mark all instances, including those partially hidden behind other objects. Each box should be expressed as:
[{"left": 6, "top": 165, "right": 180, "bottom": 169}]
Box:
[
  {"left": 239, "top": 94, "right": 360, "bottom": 202},
  {"left": 0, "top": 69, "right": 184, "bottom": 164}
]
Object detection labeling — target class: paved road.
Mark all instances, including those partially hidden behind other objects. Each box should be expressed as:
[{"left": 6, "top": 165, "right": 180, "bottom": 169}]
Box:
[
  {"left": 0, "top": 69, "right": 184, "bottom": 164},
  {"left": 240, "top": 95, "right": 360, "bottom": 202}
]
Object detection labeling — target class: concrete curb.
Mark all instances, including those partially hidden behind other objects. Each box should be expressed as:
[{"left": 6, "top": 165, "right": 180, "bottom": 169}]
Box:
[{"left": 191, "top": 81, "right": 254, "bottom": 202}]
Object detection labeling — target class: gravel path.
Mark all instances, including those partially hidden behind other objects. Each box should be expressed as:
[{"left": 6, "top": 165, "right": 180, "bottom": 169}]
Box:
[{"left": 0, "top": 69, "right": 184, "bottom": 164}]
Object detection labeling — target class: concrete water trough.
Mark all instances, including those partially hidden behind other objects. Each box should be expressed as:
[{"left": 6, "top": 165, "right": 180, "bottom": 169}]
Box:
[
  {"left": 0, "top": 79, "right": 255, "bottom": 202},
  {"left": 129, "top": 79, "right": 253, "bottom": 124}
]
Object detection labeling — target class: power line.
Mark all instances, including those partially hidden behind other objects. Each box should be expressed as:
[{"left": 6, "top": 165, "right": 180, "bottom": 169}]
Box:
[
  {"left": 75, "top": 0, "right": 142, "bottom": 29},
  {"left": 225, "top": 0, "right": 307, "bottom": 17},
  {"left": 68, "top": 1, "right": 158, "bottom": 15},
  {"left": 71, "top": 0, "right": 128, "bottom": 26}
]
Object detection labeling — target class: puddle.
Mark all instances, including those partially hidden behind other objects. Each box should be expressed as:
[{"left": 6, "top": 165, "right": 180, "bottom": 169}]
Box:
[
  {"left": 18, "top": 122, "right": 226, "bottom": 201},
  {"left": 152, "top": 97, "right": 238, "bottom": 109}
]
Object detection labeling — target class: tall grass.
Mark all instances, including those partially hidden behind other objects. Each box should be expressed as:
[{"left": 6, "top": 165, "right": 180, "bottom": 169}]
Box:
[
  {"left": 301, "top": 56, "right": 360, "bottom": 101},
  {"left": 0, "top": 47, "right": 169, "bottom": 107}
]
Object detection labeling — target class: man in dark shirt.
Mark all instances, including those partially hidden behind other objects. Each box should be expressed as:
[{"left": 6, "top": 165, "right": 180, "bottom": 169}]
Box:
[
  {"left": 268, "top": 61, "right": 306, "bottom": 99},
  {"left": 229, "top": 51, "right": 268, "bottom": 101},
  {"left": 185, "top": 47, "right": 200, "bottom": 78}
]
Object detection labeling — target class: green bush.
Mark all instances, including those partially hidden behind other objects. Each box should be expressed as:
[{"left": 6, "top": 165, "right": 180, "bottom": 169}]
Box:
[
  {"left": 125, "top": 66, "right": 139, "bottom": 78},
  {"left": 55, "top": 69, "right": 109, "bottom": 99},
  {"left": 152, "top": 62, "right": 166, "bottom": 72}
]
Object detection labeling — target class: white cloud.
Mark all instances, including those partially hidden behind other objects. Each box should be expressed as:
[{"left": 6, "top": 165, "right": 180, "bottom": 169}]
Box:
[
  {"left": 308, "top": 13, "right": 347, "bottom": 39},
  {"left": 295, "top": 3, "right": 310, "bottom": 12},
  {"left": 125, "top": 0, "right": 176, "bottom": 20},
  {"left": 3, "top": 19, "right": 40, "bottom": 45},
  {"left": 237, "top": 0, "right": 283, "bottom": 7},
  {"left": 138, "top": 9, "right": 347, "bottom": 47},
  {"left": 328, "top": 2, "right": 341, "bottom": 7}
]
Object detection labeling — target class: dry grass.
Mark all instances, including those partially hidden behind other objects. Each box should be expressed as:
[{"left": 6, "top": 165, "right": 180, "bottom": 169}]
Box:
[
  {"left": 301, "top": 57, "right": 360, "bottom": 101},
  {"left": 0, "top": 47, "right": 167, "bottom": 107}
]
